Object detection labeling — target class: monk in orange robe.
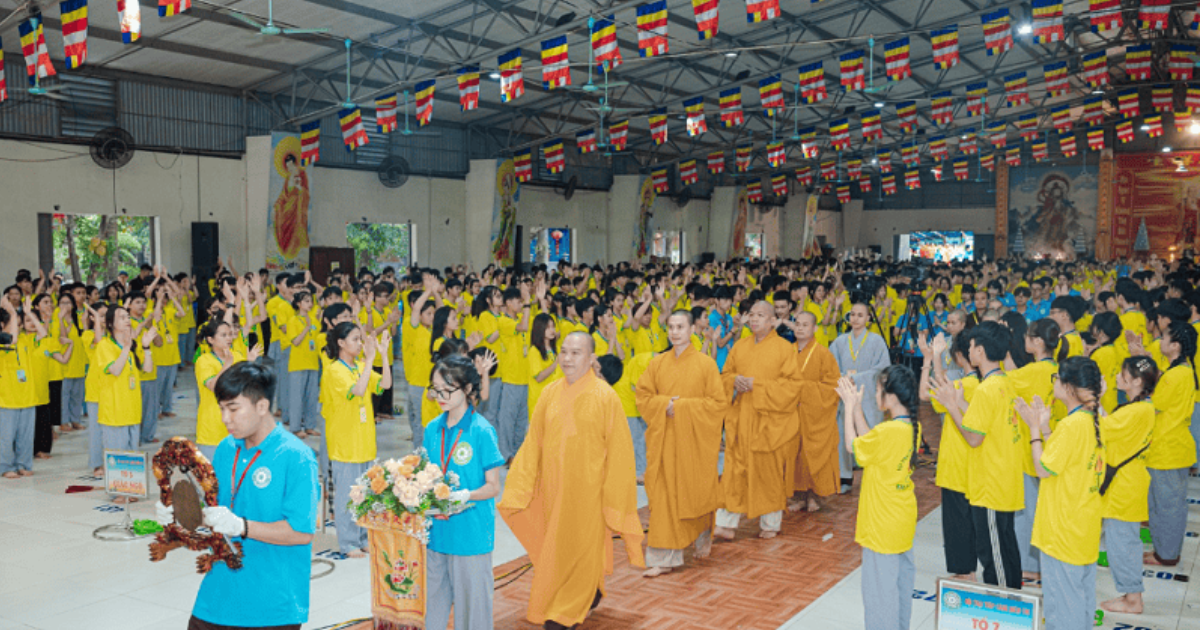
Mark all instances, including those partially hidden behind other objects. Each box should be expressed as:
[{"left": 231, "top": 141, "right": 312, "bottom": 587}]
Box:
[
  {"left": 714, "top": 300, "right": 804, "bottom": 540},
  {"left": 785, "top": 311, "right": 842, "bottom": 513},
  {"left": 636, "top": 310, "right": 727, "bottom": 577},
  {"left": 498, "top": 332, "right": 645, "bottom": 630}
]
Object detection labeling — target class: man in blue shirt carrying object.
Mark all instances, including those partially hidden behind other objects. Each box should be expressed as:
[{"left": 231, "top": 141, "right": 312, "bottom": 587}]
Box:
[{"left": 159, "top": 361, "right": 319, "bottom": 630}]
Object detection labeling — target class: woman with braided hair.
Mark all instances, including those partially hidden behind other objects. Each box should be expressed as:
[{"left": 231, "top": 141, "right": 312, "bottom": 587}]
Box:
[{"left": 1015, "top": 356, "right": 1105, "bottom": 630}]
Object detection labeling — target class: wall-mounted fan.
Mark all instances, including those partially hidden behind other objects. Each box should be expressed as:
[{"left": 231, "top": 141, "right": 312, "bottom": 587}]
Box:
[
  {"left": 90, "top": 127, "right": 136, "bottom": 169},
  {"left": 377, "top": 156, "right": 410, "bottom": 188}
]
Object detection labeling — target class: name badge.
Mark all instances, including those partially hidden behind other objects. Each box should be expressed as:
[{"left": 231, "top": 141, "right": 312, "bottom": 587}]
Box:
[
  {"left": 16, "top": 369, "right": 26, "bottom": 383},
  {"left": 309, "top": 339, "right": 315, "bottom": 351},
  {"left": 129, "top": 375, "right": 138, "bottom": 390},
  {"left": 359, "top": 406, "right": 368, "bottom": 424}
]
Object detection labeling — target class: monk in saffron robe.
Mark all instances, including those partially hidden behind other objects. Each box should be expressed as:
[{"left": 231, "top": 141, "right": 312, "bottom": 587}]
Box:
[
  {"left": 785, "top": 311, "right": 842, "bottom": 513},
  {"left": 636, "top": 310, "right": 727, "bottom": 577},
  {"left": 714, "top": 301, "right": 804, "bottom": 540},
  {"left": 498, "top": 332, "right": 645, "bottom": 630}
]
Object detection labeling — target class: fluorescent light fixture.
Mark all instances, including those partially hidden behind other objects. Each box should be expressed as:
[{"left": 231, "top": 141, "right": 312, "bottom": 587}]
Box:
[
  {"left": 1140, "top": 124, "right": 1150, "bottom": 131},
  {"left": 874, "top": 101, "right": 885, "bottom": 108},
  {"left": 489, "top": 72, "right": 501, "bottom": 80},
  {"left": 1190, "top": 122, "right": 1200, "bottom": 135},
  {"left": 1091, "top": 89, "right": 1104, "bottom": 95},
  {"left": 724, "top": 51, "right": 738, "bottom": 57},
  {"left": 1163, "top": 146, "right": 1172, "bottom": 152},
  {"left": 1017, "top": 23, "right": 1032, "bottom": 35}
]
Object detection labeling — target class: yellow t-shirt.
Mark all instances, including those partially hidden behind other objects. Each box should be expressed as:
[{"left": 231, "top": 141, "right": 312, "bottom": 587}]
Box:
[
  {"left": 1006, "top": 359, "right": 1057, "bottom": 476},
  {"left": 498, "top": 313, "right": 529, "bottom": 385},
  {"left": 59, "top": 321, "right": 87, "bottom": 380},
  {"left": 151, "top": 306, "right": 182, "bottom": 368},
  {"left": 853, "top": 419, "right": 920, "bottom": 554},
  {"left": 474, "top": 311, "right": 504, "bottom": 380},
  {"left": 930, "top": 374, "right": 979, "bottom": 494},
  {"left": 1059, "top": 330, "right": 1084, "bottom": 360},
  {"left": 526, "top": 347, "right": 561, "bottom": 413},
  {"left": 0, "top": 335, "right": 39, "bottom": 409},
  {"left": 404, "top": 323, "right": 433, "bottom": 388},
  {"left": 615, "top": 351, "right": 653, "bottom": 418},
  {"left": 625, "top": 325, "right": 658, "bottom": 356},
  {"left": 96, "top": 337, "right": 142, "bottom": 427},
  {"left": 1117, "top": 310, "right": 1150, "bottom": 357},
  {"left": 28, "top": 334, "right": 54, "bottom": 405},
  {"left": 265, "top": 295, "right": 292, "bottom": 347},
  {"left": 1090, "top": 345, "right": 1121, "bottom": 415},
  {"left": 194, "top": 350, "right": 246, "bottom": 447},
  {"left": 322, "top": 358, "right": 382, "bottom": 463},
  {"left": 1147, "top": 364, "right": 1199, "bottom": 470},
  {"left": 1101, "top": 400, "right": 1153, "bottom": 522},
  {"left": 82, "top": 331, "right": 102, "bottom": 403},
  {"left": 287, "top": 314, "right": 320, "bottom": 372},
  {"left": 129, "top": 317, "right": 156, "bottom": 382},
  {"left": 960, "top": 373, "right": 1024, "bottom": 512},
  {"left": 1031, "top": 410, "right": 1105, "bottom": 566},
  {"left": 1192, "top": 320, "right": 1200, "bottom": 404}
]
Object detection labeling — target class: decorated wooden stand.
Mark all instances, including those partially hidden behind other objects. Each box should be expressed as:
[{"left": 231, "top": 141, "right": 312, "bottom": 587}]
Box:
[{"left": 358, "top": 511, "right": 428, "bottom": 630}]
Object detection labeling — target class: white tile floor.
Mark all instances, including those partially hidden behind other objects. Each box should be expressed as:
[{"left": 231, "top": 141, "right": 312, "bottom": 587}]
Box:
[{"left": 0, "top": 368, "right": 648, "bottom": 630}]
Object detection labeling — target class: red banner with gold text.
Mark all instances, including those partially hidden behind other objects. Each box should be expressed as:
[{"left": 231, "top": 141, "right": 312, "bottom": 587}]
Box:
[{"left": 1113, "top": 153, "right": 1200, "bottom": 259}]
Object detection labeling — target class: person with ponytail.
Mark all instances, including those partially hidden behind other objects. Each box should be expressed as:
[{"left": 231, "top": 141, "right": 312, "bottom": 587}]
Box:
[
  {"left": 835, "top": 364, "right": 921, "bottom": 630},
  {"left": 321, "top": 321, "right": 391, "bottom": 557},
  {"left": 1015, "top": 356, "right": 1105, "bottom": 630},
  {"left": 1098, "top": 356, "right": 1158, "bottom": 615},
  {"left": 1144, "top": 321, "right": 1197, "bottom": 567},
  {"left": 424, "top": 355, "right": 503, "bottom": 630},
  {"left": 1086, "top": 311, "right": 1123, "bottom": 414},
  {"left": 97, "top": 304, "right": 157, "bottom": 501},
  {"left": 194, "top": 312, "right": 261, "bottom": 462},
  {"left": 286, "top": 291, "right": 321, "bottom": 439}
]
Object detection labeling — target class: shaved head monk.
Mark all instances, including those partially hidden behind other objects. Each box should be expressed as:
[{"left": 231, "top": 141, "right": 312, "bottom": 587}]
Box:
[
  {"left": 785, "top": 311, "right": 842, "bottom": 513},
  {"left": 499, "top": 331, "right": 645, "bottom": 629}
]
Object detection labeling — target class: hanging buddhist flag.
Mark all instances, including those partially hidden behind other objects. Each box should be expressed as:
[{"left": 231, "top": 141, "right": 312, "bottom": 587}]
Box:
[
  {"left": 884, "top": 37, "right": 911, "bottom": 82},
  {"left": 1090, "top": 0, "right": 1122, "bottom": 32},
  {"left": 19, "top": 13, "right": 55, "bottom": 85},
  {"left": 707, "top": 150, "right": 725, "bottom": 174},
  {"left": 1118, "top": 88, "right": 1140, "bottom": 118},
  {"left": 830, "top": 118, "right": 851, "bottom": 150},
  {"left": 590, "top": 15, "right": 621, "bottom": 73},
  {"left": 1044, "top": 61, "right": 1068, "bottom": 97},
  {"left": 877, "top": 148, "right": 893, "bottom": 172},
  {"left": 692, "top": 0, "right": 719, "bottom": 40},
  {"left": 1082, "top": 51, "right": 1109, "bottom": 87},
  {"left": 1083, "top": 96, "right": 1104, "bottom": 126},
  {"left": 836, "top": 184, "right": 850, "bottom": 203},
  {"left": 652, "top": 167, "right": 669, "bottom": 193},
  {"left": 636, "top": 1, "right": 669, "bottom": 57},
  {"left": 0, "top": 43, "right": 7, "bottom": 103},
  {"left": 929, "top": 136, "right": 948, "bottom": 162},
  {"left": 1116, "top": 119, "right": 1134, "bottom": 143},
  {"left": 499, "top": 49, "right": 524, "bottom": 103},
  {"left": 747, "top": 179, "right": 762, "bottom": 203},
  {"left": 901, "top": 140, "right": 919, "bottom": 167},
  {"left": 931, "top": 91, "right": 953, "bottom": 126},
  {"left": 953, "top": 157, "right": 969, "bottom": 181},
  {"left": 1088, "top": 128, "right": 1105, "bottom": 150},
  {"left": 766, "top": 141, "right": 786, "bottom": 168},
  {"left": 931, "top": 165, "right": 945, "bottom": 182},
  {"left": 514, "top": 148, "right": 533, "bottom": 182},
  {"left": 980, "top": 153, "right": 995, "bottom": 171},
  {"left": 1189, "top": 84, "right": 1200, "bottom": 110},
  {"left": 798, "top": 61, "right": 827, "bottom": 103},
  {"left": 1006, "top": 146, "right": 1022, "bottom": 166},
  {"left": 736, "top": 144, "right": 753, "bottom": 172},
  {"left": 684, "top": 97, "right": 706, "bottom": 136},
  {"left": 576, "top": 128, "right": 597, "bottom": 154},
  {"left": 897, "top": 101, "right": 917, "bottom": 134},
  {"left": 1033, "top": 141, "right": 1048, "bottom": 161},
  {"left": 861, "top": 111, "right": 882, "bottom": 140},
  {"left": 158, "top": 0, "right": 189, "bottom": 17},
  {"left": 773, "top": 174, "right": 789, "bottom": 196},
  {"left": 720, "top": 88, "right": 744, "bottom": 127},
  {"left": 820, "top": 159, "right": 837, "bottom": 181},
  {"left": 60, "top": 0, "right": 89, "bottom": 69},
  {"left": 882, "top": 174, "right": 897, "bottom": 195},
  {"left": 931, "top": 25, "right": 959, "bottom": 70},
  {"left": 609, "top": 120, "right": 629, "bottom": 150},
  {"left": 959, "top": 128, "right": 978, "bottom": 155},
  {"left": 795, "top": 166, "right": 812, "bottom": 186},
  {"left": 1152, "top": 85, "right": 1174, "bottom": 113},
  {"left": 1004, "top": 72, "right": 1029, "bottom": 107},
  {"left": 457, "top": 66, "right": 480, "bottom": 112},
  {"left": 648, "top": 108, "right": 668, "bottom": 145},
  {"left": 746, "top": 0, "right": 780, "bottom": 23},
  {"left": 1031, "top": 0, "right": 1063, "bottom": 43},
  {"left": 840, "top": 50, "right": 865, "bottom": 90},
  {"left": 300, "top": 120, "right": 320, "bottom": 166},
  {"left": 905, "top": 170, "right": 921, "bottom": 190},
  {"left": 540, "top": 36, "right": 571, "bottom": 89},
  {"left": 414, "top": 80, "right": 435, "bottom": 126},
  {"left": 1051, "top": 104, "right": 1072, "bottom": 131},
  {"left": 759, "top": 74, "right": 785, "bottom": 115},
  {"left": 680, "top": 160, "right": 699, "bottom": 185},
  {"left": 375, "top": 93, "right": 398, "bottom": 133},
  {"left": 1194, "top": 9, "right": 1200, "bottom": 32},
  {"left": 117, "top": 0, "right": 140, "bottom": 43},
  {"left": 1176, "top": 109, "right": 1193, "bottom": 132},
  {"left": 1126, "top": 44, "right": 1152, "bottom": 80},
  {"left": 1059, "top": 131, "right": 1077, "bottom": 157},
  {"left": 544, "top": 141, "right": 565, "bottom": 174},
  {"left": 1145, "top": 115, "right": 1164, "bottom": 137},
  {"left": 982, "top": 9, "right": 1013, "bottom": 55},
  {"left": 339, "top": 108, "right": 369, "bottom": 151},
  {"left": 859, "top": 174, "right": 872, "bottom": 193},
  {"left": 846, "top": 158, "right": 863, "bottom": 180},
  {"left": 967, "top": 82, "right": 988, "bottom": 117},
  {"left": 987, "top": 120, "right": 1007, "bottom": 148},
  {"left": 1016, "top": 113, "right": 1038, "bottom": 142},
  {"left": 800, "top": 127, "right": 819, "bottom": 158},
  {"left": 1171, "top": 45, "right": 1194, "bottom": 81},
  {"left": 1139, "top": 0, "right": 1170, "bottom": 29}
]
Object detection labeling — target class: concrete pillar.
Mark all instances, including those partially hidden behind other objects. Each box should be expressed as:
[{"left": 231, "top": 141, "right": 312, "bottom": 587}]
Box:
[{"left": 464, "top": 159, "right": 498, "bottom": 270}]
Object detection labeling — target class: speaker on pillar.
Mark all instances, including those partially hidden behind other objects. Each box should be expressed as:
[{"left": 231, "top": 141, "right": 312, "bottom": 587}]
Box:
[
  {"left": 191, "top": 222, "right": 219, "bottom": 277},
  {"left": 514, "top": 225, "right": 525, "bottom": 269}
]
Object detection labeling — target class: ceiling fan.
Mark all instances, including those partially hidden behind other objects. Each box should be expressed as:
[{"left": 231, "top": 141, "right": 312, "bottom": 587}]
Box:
[
  {"left": 567, "top": 16, "right": 631, "bottom": 94},
  {"left": 227, "top": 0, "right": 328, "bottom": 36},
  {"left": 8, "top": 13, "right": 71, "bottom": 100}
]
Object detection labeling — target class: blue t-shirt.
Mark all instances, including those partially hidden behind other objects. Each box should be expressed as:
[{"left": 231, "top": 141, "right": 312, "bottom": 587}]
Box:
[
  {"left": 708, "top": 310, "right": 735, "bottom": 371},
  {"left": 425, "top": 409, "right": 504, "bottom": 557},
  {"left": 193, "top": 424, "right": 320, "bottom": 627}
]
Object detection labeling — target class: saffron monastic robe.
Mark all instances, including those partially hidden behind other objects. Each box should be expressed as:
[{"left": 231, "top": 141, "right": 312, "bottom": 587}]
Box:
[
  {"left": 635, "top": 345, "right": 727, "bottom": 549},
  {"left": 788, "top": 339, "right": 842, "bottom": 497},
  {"left": 719, "top": 330, "right": 805, "bottom": 519},
  {"left": 498, "top": 370, "right": 645, "bottom": 627}
]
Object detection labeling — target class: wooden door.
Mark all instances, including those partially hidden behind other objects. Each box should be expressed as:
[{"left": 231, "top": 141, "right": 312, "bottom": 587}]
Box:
[{"left": 309, "top": 247, "right": 356, "bottom": 285}]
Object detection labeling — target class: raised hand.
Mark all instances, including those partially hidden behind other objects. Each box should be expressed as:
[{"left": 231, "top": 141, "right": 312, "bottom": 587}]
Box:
[{"left": 834, "top": 376, "right": 863, "bottom": 405}]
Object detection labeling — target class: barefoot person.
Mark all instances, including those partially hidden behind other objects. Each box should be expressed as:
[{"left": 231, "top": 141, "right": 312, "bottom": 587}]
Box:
[
  {"left": 635, "top": 310, "right": 726, "bottom": 577},
  {"left": 787, "top": 311, "right": 841, "bottom": 513}
]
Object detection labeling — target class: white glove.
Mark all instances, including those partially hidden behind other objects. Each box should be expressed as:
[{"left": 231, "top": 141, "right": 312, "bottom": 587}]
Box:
[
  {"left": 154, "top": 501, "right": 174, "bottom": 527},
  {"left": 202, "top": 506, "right": 246, "bottom": 537},
  {"left": 449, "top": 489, "right": 471, "bottom": 504}
]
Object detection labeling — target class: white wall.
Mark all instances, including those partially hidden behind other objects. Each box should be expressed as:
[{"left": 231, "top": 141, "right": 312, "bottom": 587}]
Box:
[{"left": 517, "top": 185, "right": 611, "bottom": 265}]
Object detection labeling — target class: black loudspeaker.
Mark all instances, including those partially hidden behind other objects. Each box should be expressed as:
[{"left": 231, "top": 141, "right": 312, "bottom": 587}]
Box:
[
  {"left": 191, "top": 222, "right": 219, "bottom": 276},
  {"left": 700, "top": 252, "right": 715, "bottom": 264}
]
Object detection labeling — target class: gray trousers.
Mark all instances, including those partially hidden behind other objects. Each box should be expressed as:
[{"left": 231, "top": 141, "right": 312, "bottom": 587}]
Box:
[
  {"left": 496, "top": 383, "right": 528, "bottom": 459},
  {"left": 1147, "top": 467, "right": 1189, "bottom": 562},
  {"left": 861, "top": 548, "right": 914, "bottom": 630},
  {"left": 0, "top": 407, "right": 36, "bottom": 474},
  {"left": 86, "top": 402, "right": 102, "bottom": 471},
  {"left": 1041, "top": 553, "right": 1096, "bottom": 630},
  {"left": 480, "top": 381, "right": 505, "bottom": 429},
  {"left": 101, "top": 424, "right": 138, "bottom": 452},
  {"left": 197, "top": 444, "right": 217, "bottom": 464},
  {"left": 1103, "top": 518, "right": 1144, "bottom": 594},
  {"left": 425, "top": 550, "right": 494, "bottom": 630},
  {"left": 268, "top": 342, "right": 291, "bottom": 417},
  {"left": 837, "top": 405, "right": 853, "bottom": 481},
  {"left": 178, "top": 330, "right": 196, "bottom": 366},
  {"left": 60, "top": 377, "right": 85, "bottom": 427},
  {"left": 1193, "top": 403, "right": 1200, "bottom": 470},
  {"left": 331, "top": 461, "right": 369, "bottom": 553},
  {"left": 1014, "top": 473, "right": 1040, "bottom": 574},
  {"left": 628, "top": 416, "right": 647, "bottom": 477},
  {"left": 406, "top": 384, "right": 426, "bottom": 450},
  {"left": 287, "top": 370, "right": 321, "bottom": 433},
  {"left": 156, "top": 364, "right": 179, "bottom": 414},
  {"left": 139, "top": 380, "right": 160, "bottom": 444}
]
